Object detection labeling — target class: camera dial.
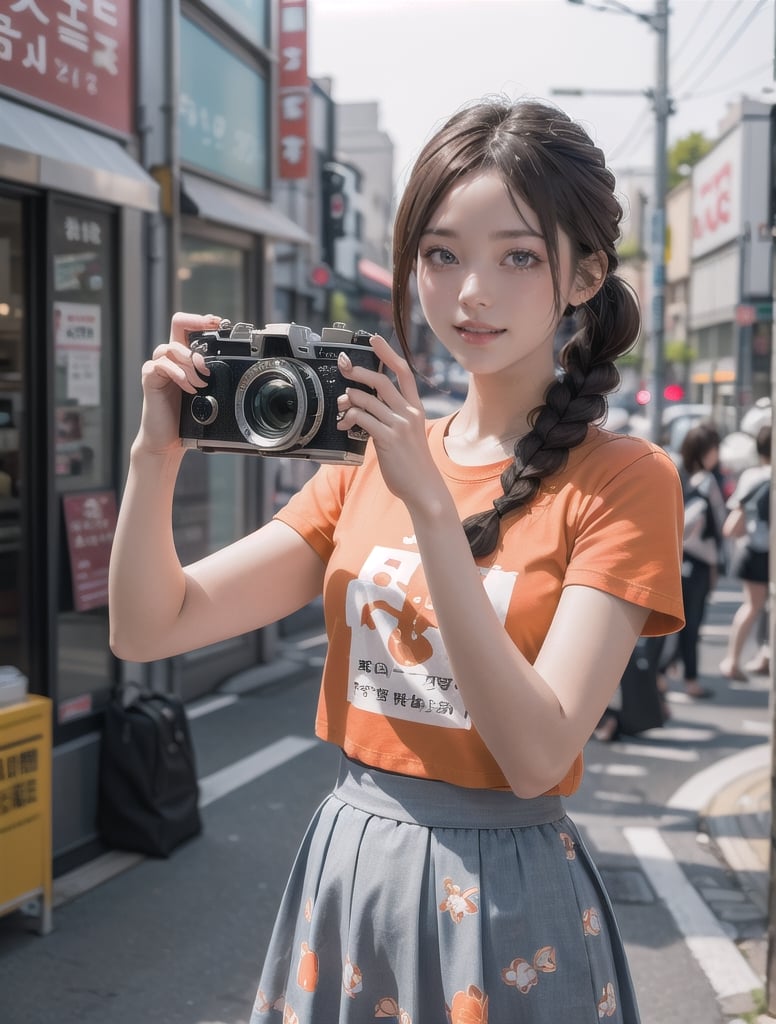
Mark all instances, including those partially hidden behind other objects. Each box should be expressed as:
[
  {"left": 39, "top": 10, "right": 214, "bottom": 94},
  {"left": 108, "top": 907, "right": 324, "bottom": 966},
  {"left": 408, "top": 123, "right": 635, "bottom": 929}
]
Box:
[{"left": 190, "top": 394, "right": 219, "bottom": 426}]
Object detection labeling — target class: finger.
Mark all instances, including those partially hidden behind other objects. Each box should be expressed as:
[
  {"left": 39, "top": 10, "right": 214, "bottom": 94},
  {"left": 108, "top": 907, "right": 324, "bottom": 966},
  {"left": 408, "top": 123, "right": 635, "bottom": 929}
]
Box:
[
  {"left": 169, "top": 311, "right": 222, "bottom": 346},
  {"left": 143, "top": 355, "right": 202, "bottom": 395},
  {"left": 147, "top": 345, "right": 208, "bottom": 390}
]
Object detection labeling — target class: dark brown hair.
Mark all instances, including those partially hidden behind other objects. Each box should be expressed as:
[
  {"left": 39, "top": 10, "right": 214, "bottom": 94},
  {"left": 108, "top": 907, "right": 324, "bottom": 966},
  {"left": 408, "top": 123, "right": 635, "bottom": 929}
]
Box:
[
  {"left": 391, "top": 97, "right": 641, "bottom": 557},
  {"left": 680, "top": 423, "right": 721, "bottom": 475}
]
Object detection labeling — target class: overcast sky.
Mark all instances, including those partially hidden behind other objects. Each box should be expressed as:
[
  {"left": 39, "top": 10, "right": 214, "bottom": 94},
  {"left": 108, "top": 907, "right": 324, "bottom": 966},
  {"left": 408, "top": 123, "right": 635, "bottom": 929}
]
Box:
[{"left": 307, "top": 0, "right": 775, "bottom": 199}]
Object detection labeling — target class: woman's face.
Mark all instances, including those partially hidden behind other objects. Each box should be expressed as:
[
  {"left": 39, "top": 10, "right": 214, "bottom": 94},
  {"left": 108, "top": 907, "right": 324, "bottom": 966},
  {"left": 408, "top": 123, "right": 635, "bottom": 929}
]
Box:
[{"left": 415, "top": 169, "right": 584, "bottom": 381}]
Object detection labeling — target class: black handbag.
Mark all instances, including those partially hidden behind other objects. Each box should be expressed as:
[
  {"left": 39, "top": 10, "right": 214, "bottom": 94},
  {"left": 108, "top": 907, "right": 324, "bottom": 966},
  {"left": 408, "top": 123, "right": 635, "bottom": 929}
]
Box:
[
  {"left": 618, "top": 636, "right": 666, "bottom": 736},
  {"left": 97, "top": 687, "right": 202, "bottom": 857}
]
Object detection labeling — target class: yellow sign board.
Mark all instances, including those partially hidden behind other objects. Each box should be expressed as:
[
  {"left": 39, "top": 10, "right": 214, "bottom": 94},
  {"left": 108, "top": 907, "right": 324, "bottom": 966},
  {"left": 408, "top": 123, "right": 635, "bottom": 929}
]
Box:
[{"left": 0, "top": 695, "right": 52, "bottom": 934}]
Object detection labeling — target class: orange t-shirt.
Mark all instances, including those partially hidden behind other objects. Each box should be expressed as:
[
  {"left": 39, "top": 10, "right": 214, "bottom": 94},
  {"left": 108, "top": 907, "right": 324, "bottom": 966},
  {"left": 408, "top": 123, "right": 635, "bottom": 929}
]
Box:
[{"left": 275, "top": 417, "right": 685, "bottom": 794}]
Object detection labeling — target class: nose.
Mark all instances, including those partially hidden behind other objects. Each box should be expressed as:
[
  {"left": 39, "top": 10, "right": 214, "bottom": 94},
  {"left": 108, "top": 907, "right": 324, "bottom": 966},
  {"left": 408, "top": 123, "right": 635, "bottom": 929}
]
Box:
[{"left": 458, "top": 270, "right": 490, "bottom": 308}]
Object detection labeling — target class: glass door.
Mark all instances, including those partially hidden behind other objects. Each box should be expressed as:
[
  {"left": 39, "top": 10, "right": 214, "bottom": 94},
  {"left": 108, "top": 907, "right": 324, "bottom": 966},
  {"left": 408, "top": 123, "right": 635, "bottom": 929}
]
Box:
[{"left": 0, "top": 197, "right": 26, "bottom": 676}]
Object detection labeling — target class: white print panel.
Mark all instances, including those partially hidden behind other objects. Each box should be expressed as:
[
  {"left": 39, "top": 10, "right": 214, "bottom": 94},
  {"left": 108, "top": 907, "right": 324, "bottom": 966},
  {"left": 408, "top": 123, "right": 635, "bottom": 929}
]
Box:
[{"left": 344, "top": 546, "right": 517, "bottom": 730}]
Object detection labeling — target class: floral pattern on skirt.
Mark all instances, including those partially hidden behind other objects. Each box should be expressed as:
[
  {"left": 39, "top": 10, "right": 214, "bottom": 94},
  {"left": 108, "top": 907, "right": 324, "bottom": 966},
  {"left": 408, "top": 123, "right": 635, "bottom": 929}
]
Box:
[{"left": 251, "top": 757, "right": 640, "bottom": 1023}]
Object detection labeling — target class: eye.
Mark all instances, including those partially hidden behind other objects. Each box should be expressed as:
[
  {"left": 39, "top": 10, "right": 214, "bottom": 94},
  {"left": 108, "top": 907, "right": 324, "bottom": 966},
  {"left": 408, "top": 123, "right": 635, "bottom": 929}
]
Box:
[
  {"left": 423, "top": 246, "right": 458, "bottom": 266},
  {"left": 505, "top": 249, "right": 540, "bottom": 269}
]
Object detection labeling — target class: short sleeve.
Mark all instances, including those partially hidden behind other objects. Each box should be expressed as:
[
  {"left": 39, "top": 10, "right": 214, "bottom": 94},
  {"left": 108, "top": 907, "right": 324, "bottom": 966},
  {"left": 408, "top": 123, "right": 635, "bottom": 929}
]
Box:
[
  {"left": 563, "top": 448, "right": 685, "bottom": 636},
  {"left": 273, "top": 462, "right": 358, "bottom": 563}
]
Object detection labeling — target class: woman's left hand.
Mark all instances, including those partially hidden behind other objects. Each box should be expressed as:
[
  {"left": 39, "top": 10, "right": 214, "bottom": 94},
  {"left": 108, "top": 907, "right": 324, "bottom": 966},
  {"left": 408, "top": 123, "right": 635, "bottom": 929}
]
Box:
[{"left": 336, "top": 334, "right": 444, "bottom": 510}]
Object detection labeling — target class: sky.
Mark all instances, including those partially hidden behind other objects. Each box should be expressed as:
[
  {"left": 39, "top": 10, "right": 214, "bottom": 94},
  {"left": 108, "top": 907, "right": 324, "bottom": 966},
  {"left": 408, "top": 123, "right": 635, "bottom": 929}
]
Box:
[{"left": 307, "top": 0, "right": 775, "bottom": 203}]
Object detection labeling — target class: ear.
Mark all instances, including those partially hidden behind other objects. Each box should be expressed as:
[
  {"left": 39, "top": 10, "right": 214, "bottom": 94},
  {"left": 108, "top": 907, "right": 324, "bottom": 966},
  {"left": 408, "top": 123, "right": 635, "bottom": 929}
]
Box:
[{"left": 570, "top": 250, "right": 607, "bottom": 306}]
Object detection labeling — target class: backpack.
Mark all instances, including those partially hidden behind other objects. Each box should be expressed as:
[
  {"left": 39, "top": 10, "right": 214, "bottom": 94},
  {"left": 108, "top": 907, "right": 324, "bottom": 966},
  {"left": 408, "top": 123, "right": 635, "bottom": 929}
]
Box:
[
  {"left": 741, "top": 478, "right": 770, "bottom": 553},
  {"left": 683, "top": 477, "right": 719, "bottom": 549}
]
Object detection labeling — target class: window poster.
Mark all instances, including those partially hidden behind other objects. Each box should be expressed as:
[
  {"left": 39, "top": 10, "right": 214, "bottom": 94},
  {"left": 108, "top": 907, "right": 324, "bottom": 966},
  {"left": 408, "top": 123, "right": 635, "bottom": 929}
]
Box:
[{"left": 54, "top": 301, "right": 101, "bottom": 406}]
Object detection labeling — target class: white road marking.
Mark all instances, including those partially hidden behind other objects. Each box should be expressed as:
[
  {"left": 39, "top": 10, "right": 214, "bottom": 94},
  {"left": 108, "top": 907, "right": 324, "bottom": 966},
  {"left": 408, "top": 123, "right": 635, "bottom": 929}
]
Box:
[
  {"left": 624, "top": 826, "right": 762, "bottom": 1000},
  {"left": 614, "top": 741, "right": 699, "bottom": 762},
  {"left": 667, "top": 743, "right": 770, "bottom": 812},
  {"left": 587, "top": 762, "right": 647, "bottom": 777},
  {"left": 187, "top": 694, "right": 239, "bottom": 719},
  {"left": 198, "top": 735, "right": 319, "bottom": 807}
]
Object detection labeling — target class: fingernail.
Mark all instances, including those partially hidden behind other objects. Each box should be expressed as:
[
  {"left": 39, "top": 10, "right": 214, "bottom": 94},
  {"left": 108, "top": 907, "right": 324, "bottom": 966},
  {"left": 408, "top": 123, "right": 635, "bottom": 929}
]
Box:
[{"left": 338, "top": 352, "right": 352, "bottom": 371}]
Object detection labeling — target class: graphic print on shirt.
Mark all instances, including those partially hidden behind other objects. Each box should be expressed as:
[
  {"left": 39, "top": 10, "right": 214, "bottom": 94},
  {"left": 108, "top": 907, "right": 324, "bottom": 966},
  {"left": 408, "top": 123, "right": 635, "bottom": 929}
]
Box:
[{"left": 344, "top": 545, "right": 517, "bottom": 730}]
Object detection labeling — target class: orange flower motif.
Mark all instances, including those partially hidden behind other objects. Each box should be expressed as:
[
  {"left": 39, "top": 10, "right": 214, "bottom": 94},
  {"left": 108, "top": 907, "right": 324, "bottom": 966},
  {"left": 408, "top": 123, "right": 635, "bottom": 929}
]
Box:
[
  {"left": 502, "top": 946, "right": 557, "bottom": 994},
  {"left": 296, "top": 941, "right": 319, "bottom": 992},
  {"left": 304, "top": 897, "right": 313, "bottom": 922},
  {"left": 439, "top": 877, "right": 480, "bottom": 924},
  {"left": 282, "top": 1003, "right": 299, "bottom": 1024},
  {"left": 374, "top": 996, "right": 412, "bottom": 1023},
  {"left": 597, "top": 982, "right": 617, "bottom": 1018},
  {"left": 446, "top": 984, "right": 488, "bottom": 1024},
  {"left": 583, "top": 907, "right": 602, "bottom": 936},
  {"left": 253, "top": 989, "right": 285, "bottom": 1014},
  {"left": 559, "top": 832, "right": 576, "bottom": 859},
  {"left": 343, "top": 954, "right": 363, "bottom": 998}
]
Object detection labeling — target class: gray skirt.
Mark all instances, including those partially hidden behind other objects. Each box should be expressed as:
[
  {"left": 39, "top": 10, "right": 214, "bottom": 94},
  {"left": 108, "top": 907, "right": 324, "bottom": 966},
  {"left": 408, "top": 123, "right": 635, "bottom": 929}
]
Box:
[{"left": 250, "top": 756, "right": 640, "bottom": 1023}]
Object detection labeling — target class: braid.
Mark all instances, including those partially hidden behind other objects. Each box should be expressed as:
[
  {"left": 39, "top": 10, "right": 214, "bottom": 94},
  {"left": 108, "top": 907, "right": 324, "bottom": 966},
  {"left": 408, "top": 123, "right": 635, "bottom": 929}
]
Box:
[{"left": 463, "top": 274, "right": 640, "bottom": 558}]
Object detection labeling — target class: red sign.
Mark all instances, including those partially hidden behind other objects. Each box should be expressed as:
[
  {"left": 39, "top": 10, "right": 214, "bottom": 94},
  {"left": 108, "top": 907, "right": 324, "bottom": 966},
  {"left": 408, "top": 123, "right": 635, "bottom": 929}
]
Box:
[
  {"left": 735, "top": 304, "right": 756, "bottom": 327},
  {"left": 62, "top": 490, "right": 117, "bottom": 612},
  {"left": 692, "top": 161, "right": 732, "bottom": 244},
  {"left": 0, "top": 0, "right": 133, "bottom": 135},
  {"left": 277, "top": 0, "right": 309, "bottom": 180}
]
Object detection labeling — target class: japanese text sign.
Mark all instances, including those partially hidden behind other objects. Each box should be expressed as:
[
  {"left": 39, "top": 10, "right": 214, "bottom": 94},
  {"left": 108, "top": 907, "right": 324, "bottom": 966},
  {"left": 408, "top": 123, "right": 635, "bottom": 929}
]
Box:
[
  {"left": 277, "top": 0, "right": 309, "bottom": 180},
  {"left": 62, "top": 489, "right": 117, "bottom": 612},
  {"left": 0, "top": 0, "right": 133, "bottom": 135}
]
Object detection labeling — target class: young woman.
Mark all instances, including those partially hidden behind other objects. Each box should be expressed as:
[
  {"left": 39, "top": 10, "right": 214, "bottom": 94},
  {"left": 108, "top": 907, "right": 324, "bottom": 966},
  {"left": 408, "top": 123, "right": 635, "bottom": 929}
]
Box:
[
  {"left": 720, "top": 423, "right": 772, "bottom": 681},
  {"left": 657, "top": 423, "right": 726, "bottom": 700},
  {"left": 109, "top": 98, "right": 684, "bottom": 1024}
]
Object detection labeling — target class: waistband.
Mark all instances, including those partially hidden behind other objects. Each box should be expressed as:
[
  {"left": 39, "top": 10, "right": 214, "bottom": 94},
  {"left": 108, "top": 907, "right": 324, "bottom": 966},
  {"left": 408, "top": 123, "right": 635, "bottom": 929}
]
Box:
[{"left": 332, "top": 756, "right": 566, "bottom": 829}]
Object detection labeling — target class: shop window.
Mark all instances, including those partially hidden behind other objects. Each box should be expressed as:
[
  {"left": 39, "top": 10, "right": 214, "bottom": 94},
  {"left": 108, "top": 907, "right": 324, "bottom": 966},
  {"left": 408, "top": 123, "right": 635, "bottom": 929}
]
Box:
[
  {"left": 51, "top": 199, "right": 116, "bottom": 723},
  {"left": 174, "top": 237, "right": 248, "bottom": 567},
  {"left": 0, "top": 198, "right": 25, "bottom": 677}
]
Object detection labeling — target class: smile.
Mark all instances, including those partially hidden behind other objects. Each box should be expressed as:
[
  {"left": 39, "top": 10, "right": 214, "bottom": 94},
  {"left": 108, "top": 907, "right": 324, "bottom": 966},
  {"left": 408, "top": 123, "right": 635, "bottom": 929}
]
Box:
[{"left": 454, "top": 323, "right": 505, "bottom": 344}]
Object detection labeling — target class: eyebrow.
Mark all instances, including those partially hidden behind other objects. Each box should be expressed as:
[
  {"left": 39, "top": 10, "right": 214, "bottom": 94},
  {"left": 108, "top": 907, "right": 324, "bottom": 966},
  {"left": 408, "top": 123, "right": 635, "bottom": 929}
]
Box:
[{"left": 421, "top": 227, "right": 545, "bottom": 241}]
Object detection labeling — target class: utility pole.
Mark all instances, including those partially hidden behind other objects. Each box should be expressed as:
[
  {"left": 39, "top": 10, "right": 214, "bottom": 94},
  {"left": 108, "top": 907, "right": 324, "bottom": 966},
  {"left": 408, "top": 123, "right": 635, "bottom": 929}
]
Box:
[{"left": 563, "top": 0, "right": 671, "bottom": 444}]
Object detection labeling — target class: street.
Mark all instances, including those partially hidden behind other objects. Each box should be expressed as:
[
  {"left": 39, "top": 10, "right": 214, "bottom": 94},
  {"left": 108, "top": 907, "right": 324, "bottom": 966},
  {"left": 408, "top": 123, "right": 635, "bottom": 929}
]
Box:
[{"left": 0, "top": 580, "right": 772, "bottom": 1024}]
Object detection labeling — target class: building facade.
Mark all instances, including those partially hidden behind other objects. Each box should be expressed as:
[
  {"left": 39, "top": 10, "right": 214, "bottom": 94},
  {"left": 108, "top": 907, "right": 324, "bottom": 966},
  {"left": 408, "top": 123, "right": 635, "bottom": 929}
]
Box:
[{"left": 0, "top": 0, "right": 312, "bottom": 873}]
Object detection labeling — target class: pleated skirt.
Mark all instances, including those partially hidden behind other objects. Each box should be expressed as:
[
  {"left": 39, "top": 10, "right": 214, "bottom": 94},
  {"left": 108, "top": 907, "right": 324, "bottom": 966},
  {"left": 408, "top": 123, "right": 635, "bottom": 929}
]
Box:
[{"left": 250, "top": 756, "right": 640, "bottom": 1024}]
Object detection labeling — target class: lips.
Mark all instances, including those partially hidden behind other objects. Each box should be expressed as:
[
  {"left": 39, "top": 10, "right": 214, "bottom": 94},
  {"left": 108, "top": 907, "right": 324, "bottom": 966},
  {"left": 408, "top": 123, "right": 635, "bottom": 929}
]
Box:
[{"left": 454, "top": 321, "right": 504, "bottom": 344}]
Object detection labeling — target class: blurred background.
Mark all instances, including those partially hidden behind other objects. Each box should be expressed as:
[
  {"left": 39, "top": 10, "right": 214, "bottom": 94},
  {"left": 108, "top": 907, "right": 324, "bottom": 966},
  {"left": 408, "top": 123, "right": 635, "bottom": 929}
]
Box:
[{"left": 0, "top": 0, "right": 773, "bottom": 882}]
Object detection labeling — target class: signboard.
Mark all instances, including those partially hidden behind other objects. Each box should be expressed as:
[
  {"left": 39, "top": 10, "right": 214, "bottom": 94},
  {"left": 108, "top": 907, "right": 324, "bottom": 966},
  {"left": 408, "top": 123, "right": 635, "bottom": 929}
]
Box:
[
  {"left": 0, "top": 0, "right": 133, "bottom": 135},
  {"left": 0, "top": 696, "right": 52, "bottom": 935},
  {"left": 691, "top": 127, "right": 741, "bottom": 260},
  {"left": 62, "top": 490, "right": 117, "bottom": 612},
  {"left": 277, "top": 0, "right": 309, "bottom": 180},
  {"left": 179, "top": 15, "right": 268, "bottom": 190}
]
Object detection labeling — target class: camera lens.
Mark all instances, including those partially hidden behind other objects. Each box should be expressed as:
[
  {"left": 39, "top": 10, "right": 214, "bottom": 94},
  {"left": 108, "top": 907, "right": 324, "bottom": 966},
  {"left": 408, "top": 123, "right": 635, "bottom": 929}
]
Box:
[
  {"left": 252, "top": 378, "right": 298, "bottom": 433},
  {"left": 235, "top": 359, "right": 324, "bottom": 451}
]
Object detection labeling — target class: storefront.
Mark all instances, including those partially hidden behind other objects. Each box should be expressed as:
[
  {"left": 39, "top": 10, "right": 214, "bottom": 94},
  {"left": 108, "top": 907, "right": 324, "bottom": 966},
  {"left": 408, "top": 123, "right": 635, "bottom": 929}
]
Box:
[{"left": 0, "top": 1, "right": 158, "bottom": 870}]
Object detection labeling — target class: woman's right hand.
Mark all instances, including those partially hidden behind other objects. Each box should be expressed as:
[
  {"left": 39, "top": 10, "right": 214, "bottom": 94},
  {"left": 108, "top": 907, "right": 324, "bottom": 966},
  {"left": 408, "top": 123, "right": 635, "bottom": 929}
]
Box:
[{"left": 135, "top": 311, "right": 223, "bottom": 455}]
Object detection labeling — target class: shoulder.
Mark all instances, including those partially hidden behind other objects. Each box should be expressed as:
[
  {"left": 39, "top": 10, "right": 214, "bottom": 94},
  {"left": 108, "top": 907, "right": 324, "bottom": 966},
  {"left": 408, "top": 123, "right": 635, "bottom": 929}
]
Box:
[{"left": 563, "top": 426, "right": 680, "bottom": 490}]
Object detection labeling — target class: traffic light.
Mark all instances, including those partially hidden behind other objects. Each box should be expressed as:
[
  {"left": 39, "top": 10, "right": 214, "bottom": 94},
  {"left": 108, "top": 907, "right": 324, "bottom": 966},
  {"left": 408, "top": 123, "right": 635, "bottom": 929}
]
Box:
[{"left": 321, "top": 162, "right": 347, "bottom": 266}]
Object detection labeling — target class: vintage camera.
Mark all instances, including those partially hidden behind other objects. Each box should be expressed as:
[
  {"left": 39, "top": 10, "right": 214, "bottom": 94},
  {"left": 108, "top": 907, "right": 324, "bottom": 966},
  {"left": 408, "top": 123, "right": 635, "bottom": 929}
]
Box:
[{"left": 179, "top": 320, "right": 381, "bottom": 464}]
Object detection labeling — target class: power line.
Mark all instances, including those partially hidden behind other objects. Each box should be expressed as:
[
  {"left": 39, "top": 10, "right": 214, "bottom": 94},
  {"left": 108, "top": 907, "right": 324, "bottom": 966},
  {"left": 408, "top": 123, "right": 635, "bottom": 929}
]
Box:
[
  {"left": 679, "top": 60, "right": 774, "bottom": 102},
  {"left": 608, "top": 104, "right": 654, "bottom": 163},
  {"left": 669, "top": 0, "right": 715, "bottom": 64},
  {"left": 672, "top": 0, "right": 747, "bottom": 89},
  {"left": 673, "top": 0, "right": 768, "bottom": 97}
]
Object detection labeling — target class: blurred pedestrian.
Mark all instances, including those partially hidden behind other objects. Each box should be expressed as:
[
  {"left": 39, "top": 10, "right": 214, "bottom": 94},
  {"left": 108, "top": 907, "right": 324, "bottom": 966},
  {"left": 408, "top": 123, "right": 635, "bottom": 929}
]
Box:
[
  {"left": 109, "top": 98, "right": 684, "bottom": 1022},
  {"left": 657, "top": 423, "right": 726, "bottom": 699},
  {"left": 720, "top": 424, "right": 771, "bottom": 681}
]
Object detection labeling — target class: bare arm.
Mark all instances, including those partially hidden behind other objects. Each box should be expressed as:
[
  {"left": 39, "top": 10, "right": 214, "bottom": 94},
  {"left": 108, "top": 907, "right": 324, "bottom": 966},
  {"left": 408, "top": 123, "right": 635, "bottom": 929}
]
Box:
[
  {"left": 336, "top": 335, "right": 649, "bottom": 797},
  {"left": 109, "top": 312, "right": 325, "bottom": 663}
]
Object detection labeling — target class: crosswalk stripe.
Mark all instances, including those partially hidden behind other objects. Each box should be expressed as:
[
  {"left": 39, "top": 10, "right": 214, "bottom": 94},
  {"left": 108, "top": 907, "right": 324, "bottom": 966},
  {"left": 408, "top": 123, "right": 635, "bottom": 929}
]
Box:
[{"left": 624, "top": 826, "right": 762, "bottom": 1000}]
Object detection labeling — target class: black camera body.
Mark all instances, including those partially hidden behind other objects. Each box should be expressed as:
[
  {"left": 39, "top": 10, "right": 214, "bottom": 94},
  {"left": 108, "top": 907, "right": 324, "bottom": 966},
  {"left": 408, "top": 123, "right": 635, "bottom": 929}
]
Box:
[{"left": 179, "top": 320, "right": 381, "bottom": 464}]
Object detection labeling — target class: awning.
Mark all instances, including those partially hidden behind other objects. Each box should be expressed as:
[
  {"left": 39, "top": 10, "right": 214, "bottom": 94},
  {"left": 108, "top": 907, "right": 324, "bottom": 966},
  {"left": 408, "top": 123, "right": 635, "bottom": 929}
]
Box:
[
  {"left": 181, "top": 173, "right": 311, "bottom": 245},
  {"left": 358, "top": 257, "right": 392, "bottom": 295},
  {"left": 0, "top": 97, "right": 159, "bottom": 211}
]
